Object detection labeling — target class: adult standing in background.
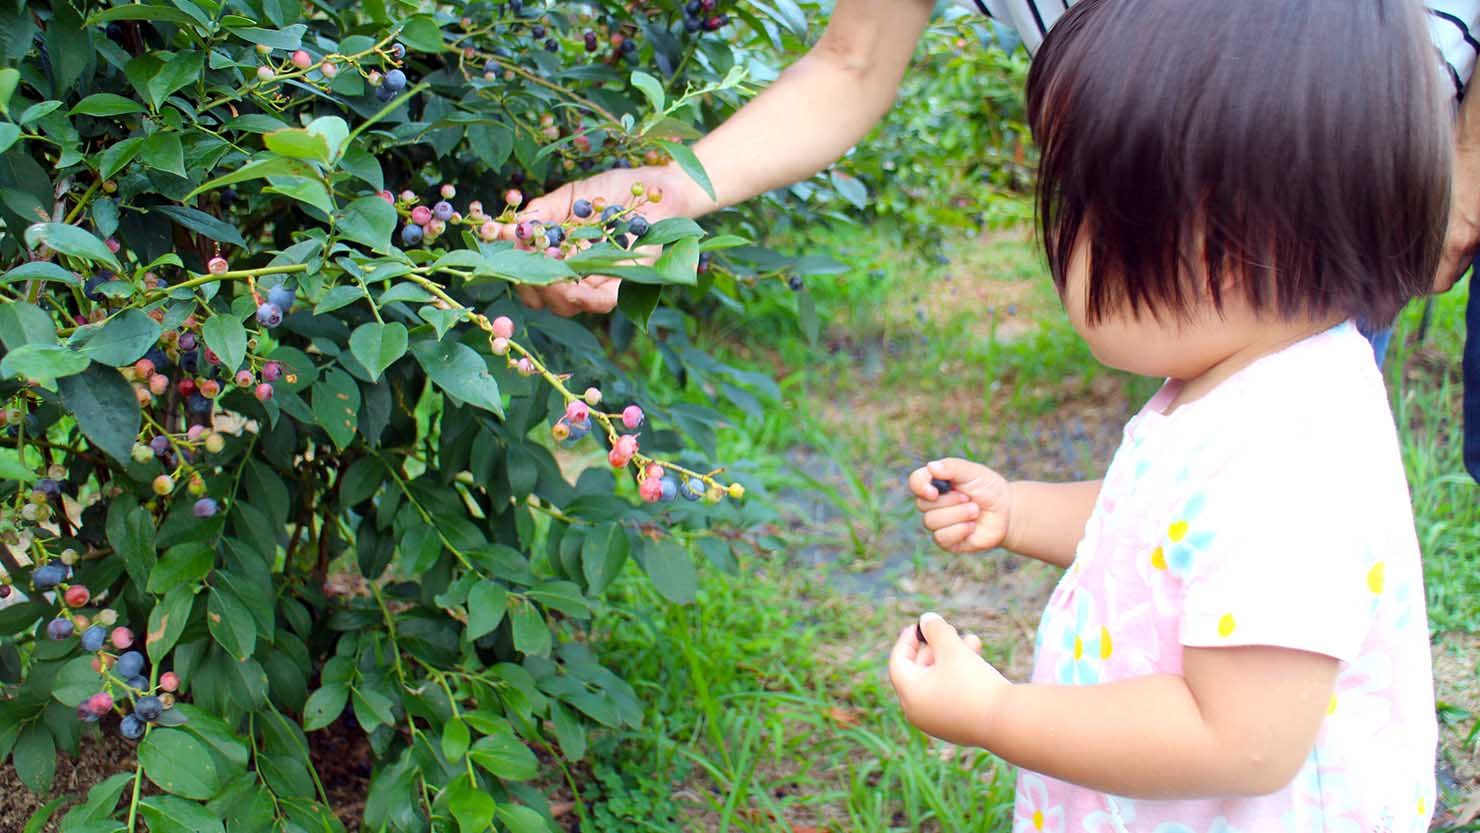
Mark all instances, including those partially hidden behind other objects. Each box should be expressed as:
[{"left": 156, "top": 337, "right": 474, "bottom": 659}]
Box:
[{"left": 514, "top": 0, "right": 1480, "bottom": 484}]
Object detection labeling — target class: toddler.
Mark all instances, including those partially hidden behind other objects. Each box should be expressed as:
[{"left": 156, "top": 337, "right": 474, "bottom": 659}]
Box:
[{"left": 890, "top": 1, "right": 1448, "bottom": 831}]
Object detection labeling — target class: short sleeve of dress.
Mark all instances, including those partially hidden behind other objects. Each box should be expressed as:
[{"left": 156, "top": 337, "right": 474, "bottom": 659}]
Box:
[{"left": 1175, "top": 406, "right": 1392, "bottom": 664}]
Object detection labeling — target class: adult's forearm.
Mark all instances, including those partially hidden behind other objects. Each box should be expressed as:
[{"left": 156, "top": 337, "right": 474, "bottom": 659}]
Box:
[
  {"left": 673, "top": 0, "right": 934, "bottom": 215},
  {"left": 1002, "top": 480, "right": 1101, "bottom": 568}
]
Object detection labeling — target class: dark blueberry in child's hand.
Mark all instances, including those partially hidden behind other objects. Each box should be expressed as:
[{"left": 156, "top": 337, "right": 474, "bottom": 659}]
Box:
[
  {"left": 930, "top": 478, "right": 952, "bottom": 495},
  {"left": 915, "top": 623, "right": 928, "bottom": 645}
]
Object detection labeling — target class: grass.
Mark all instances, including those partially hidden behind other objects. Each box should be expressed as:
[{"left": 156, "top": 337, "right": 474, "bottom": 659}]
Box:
[{"left": 564, "top": 220, "right": 1479, "bottom": 831}]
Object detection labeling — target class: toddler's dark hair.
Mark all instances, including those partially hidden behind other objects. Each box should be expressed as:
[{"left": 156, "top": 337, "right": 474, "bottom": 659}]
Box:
[{"left": 1026, "top": 0, "right": 1451, "bottom": 327}]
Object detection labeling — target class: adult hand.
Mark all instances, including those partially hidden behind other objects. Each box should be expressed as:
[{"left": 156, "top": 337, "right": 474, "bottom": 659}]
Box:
[
  {"left": 1436, "top": 144, "right": 1480, "bottom": 294},
  {"left": 888, "top": 612, "right": 1008, "bottom": 748},
  {"left": 510, "top": 164, "right": 704, "bottom": 316},
  {"left": 908, "top": 458, "right": 1015, "bottom": 554}
]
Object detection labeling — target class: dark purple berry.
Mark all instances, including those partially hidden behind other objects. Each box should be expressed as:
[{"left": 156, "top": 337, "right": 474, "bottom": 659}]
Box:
[
  {"left": 788, "top": 275, "right": 804, "bottom": 291},
  {"left": 531, "top": 24, "right": 546, "bottom": 38},
  {"left": 685, "top": 17, "right": 701, "bottom": 32},
  {"left": 150, "top": 436, "right": 170, "bottom": 456},
  {"left": 627, "top": 215, "right": 649, "bottom": 238},
  {"left": 134, "top": 696, "right": 163, "bottom": 722},
  {"left": 47, "top": 617, "right": 74, "bottom": 639},
  {"left": 193, "top": 498, "right": 218, "bottom": 518},
  {"left": 544, "top": 38, "right": 558, "bottom": 52},
  {"left": 621, "top": 39, "right": 636, "bottom": 54},
  {"left": 256, "top": 303, "right": 283, "bottom": 328},
  {"left": 929, "top": 478, "right": 953, "bottom": 495},
  {"left": 433, "top": 201, "right": 454, "bottom": 221},
  {"left": 178, "top": 331, "right": 197, "bottom": 352},
  {"left": 584, "top": 31, "right": 598, "bottom": 51},
  {"left": 119, "top": 714, "right": 144, "bottom": 740},
  {"left": 572, "top": 199, "right": 593, "bottom": 218},
  {"left": 600, "top": 205, "right": 621, "bottom": 225},
  {"left": 187, "top": 394, "right": 211, "bottom": 416}
]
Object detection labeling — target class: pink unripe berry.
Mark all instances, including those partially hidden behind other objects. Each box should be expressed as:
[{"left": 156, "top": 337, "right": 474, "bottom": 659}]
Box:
[
  {"left": 149, "top": 374, "right": 169, "bottom": 396},
  {"left": 207, "top": 256, "right": 229, "bottom": 274},
  {"left": 584, "top": 387, "right": 603, "bottom": 406},
  {"left": 399, "top": 189, "right": 417, "bottom": 203},
  {"left": 622, "top": 405, "right": 644, "bottom": 429},
  {"left": 199, "top": 379, "right": 220, "bottom": 399},
  {"left": 608, "top": 447, "right": 631, "bottom": 469},
  {"left": 321, "top": 61, "right": 338, "bottom": 78},
  {"left": 187, "top": 425, "right": 207, "bottom": 442},
  {"left": 479, "top": 220, "right": 499, "bottom": 242},
  {"left": 545, "top": 246, "right": 562, "bottom": 259},
  {"left": 254, "top": 383, "right": 274, "bottom": 402},
  {"left": 639, "top": 477, "right": 664, "bottom": 503},
  {"left": 410, "top": 205, "right": 432, "bottom": 226},
  {"left": 291, "top": 50, "right": 312, "bottom": 68},
  {"left": 427, "top": 218, "right": 446, "bottom": 237},
  {"left": 491, "top": 337, "right": 509, "bottom": 356},
  {"left": 135, "top": 386, "right": 151, "bottom": 405},
  {"left": 106, "top": 238, "right": 121, "bottom": 254},
  {"left": 565, "top": 401, "right": 589, "bottom": 424},
  {"left": 257, "top": 65, "right": 275, "bottom": 83},
  {"left": 515, "top": 358, "right": 535, "bottom": 376},
  {"left": 160, "top": 672, "right": 179, "bottom": 692},
  {"left": 504, "top": 189, "right": 523, "bottom": 207},
  {"left": 615, "top": 434, "right": 639, "bottom": 457},
  {"left": 440, "top": 184, "right": 456, "bottom": 199},
  {"left": 134, "top": 358, "right": 155, "bottom": 378},
  {"left": 110, "top": 627, "right": 133, "bottom": 650},
  {"left": 378, "top": 190, "right": 394, "bottom": 204},
  {"left": 261, "top": 362, "right": 283, "bottom": 381},
  {"left": 491, "top": 316, "right": 514, "bottom": 339},
  {"left": 645, "top": 463, "right": 664, "bottom": 480},
  {"left": 64, "top": 585, "right": 90, "bottom": 607},
  {"left": 235, "top": 370, "right": 254, "bottom": 388},
  {"left": 87, "top": 692, "right": 114, "bottom": 715}
]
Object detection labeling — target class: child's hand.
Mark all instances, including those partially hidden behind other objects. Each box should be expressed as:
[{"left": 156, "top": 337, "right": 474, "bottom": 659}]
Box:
[
  {"left": 908, "top": 459, "right": 1014, "bottom": 553},
  {"left": 888, "top": 613, "right": 1010, "bottom": 748}
]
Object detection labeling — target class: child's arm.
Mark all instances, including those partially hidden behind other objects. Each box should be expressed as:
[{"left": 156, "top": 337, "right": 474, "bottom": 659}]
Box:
[
  {"left": 909, "top": 459, "right": 1099, "bottom": 568},
  {"left": 889, "top": 616, "right": 1338, "bottom": 799}
]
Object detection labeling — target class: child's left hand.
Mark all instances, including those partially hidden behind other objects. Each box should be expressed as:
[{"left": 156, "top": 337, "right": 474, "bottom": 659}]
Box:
[{"left": 888, "top": 613, "right": 1012, "bottom": 748}]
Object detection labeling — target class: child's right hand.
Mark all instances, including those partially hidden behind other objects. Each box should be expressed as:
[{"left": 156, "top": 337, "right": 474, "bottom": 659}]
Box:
[{"left": 908, "top": 459, "right": 1014, "bottom": 553}]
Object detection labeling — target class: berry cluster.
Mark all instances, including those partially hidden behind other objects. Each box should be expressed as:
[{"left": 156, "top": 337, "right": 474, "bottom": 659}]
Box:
[
  {"left": 249, "top": 39, "right": 411, "bottom": 107},
  {"left": 681, "top": 0, "right": 731, "bottom": 33}
]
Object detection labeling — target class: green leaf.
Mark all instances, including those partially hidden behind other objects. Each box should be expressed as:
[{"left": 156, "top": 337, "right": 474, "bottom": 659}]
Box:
[
  {"left": 305, "top": 116, "right": 350, "bottom": 162},
  {"left": 87, "top": 5, "right": 202, "bottom": 28},
  {"left": 337, "top": 195, "right": 396, "bottom": 253},
  {"left": 50, "top": 656, "right": 100, "bottom": 707},
  {"left": 348, "top": 322, "right": 408, "bottom": 382},
  {"left": 314, "top": 284, "right": 367, "bottom": 314},
  {"left": 398, "top": 15, "right": 445, "bottom": 52},
  {"left": 264, "top": 176, "right": 334, "bottom": 215},
  {"left": 70, "top": 93, "right": 146, "bottom": 117},
  {"left": 312, "top": 368, "right": 360, "bottom": 450},
  {"left": 140, "top": 729, "right": 220, "bottom": 800},
  {"left": 79, "top": 309, "right": 161, "bottom": 366},
  {"left": 201, "top": 315, "right": 247, "bottom": 374},
  {"left": 23, "top": 223, "right": 122, "bottom": 271},
  {"left": 0, "top": 68, "right": 18, "bottom": 116},
  {"left": 12, "top": 724, "right": 56, "bottom": 794},
  {"left": 58, "top": 363, "right": 140, "bottom": 463},
  {"left": 549, "top": 701, "right": 586, "bottom": 762},
  {"left": 59, "top": 772, "right": 133, "bottom": 827},
  {"left": 0, "top": 301, "right": 57, "bottom": 347},
  {"left": 419, "top": 305, "right": 463, "bottom": 340},
  {"left": 97, "top": 136, "right": 143, "bottom": 180},
  {"left": 140, "top": 132, "right": 186, "bottom": 177},
  {"left": 301, "top": 683, "right": 348, "bottom": 731},
  {"left": 351, "top": 688, "right": 395, "bottom": 731},
  {"left": 107, "top": 503, "right": 156, "bottom": 590},
  {"left": 447, "top": 774, "right": 496, "bottom": 833},
  {"left": 146, "top": 542, "right": 213, "bottom": 593},
  {"left": 183, "top": 157, "right": 317, "bottom": 200},
  {"left": 468, "top": 730, "right": 538, "bottom": 780},
  {"left": 19, "top": 101, "right": 62, "bottom": 126},
  {"left": 146, "top": 584, "right": 195, "bottom": 664},
  {"left": 136, "top": 796, "right": 223, "bottom": 833},
  {"left": 526, "top": 581, "right": 591, "bottom": 619},
  {"left": 641, "top": 540, "right": 697, "bottom": 604},
  {"left": 2, "top": 344, "right": 90, "bottom": 382},
  {"left": 465, "top": 580, "right": 508, "bottom": 640},
  {"left": 152, "top": 206, "right": 247, "bottom": 248},
  {"left": 441, "top": 717, "right": 470, "bottom": 762},
  {"left": 635, "top": 217, "right": 706, "bottom": 247},
  {"left": 0, "top": 448, "right": 36, "bottom": 484},
  {"left": 655, "top": 140, "right": 716, "bottom": 203},
  {"left": 617, "top": 282, "right": 661, "bottom": 331},
  {"left": 338, "top": 457, "right": 385, "bottom": 506},
  {"left": 581, "top": 523, "right": 629, "bottom": 595},
  {"left": 0, "top": 122, "right": 19, "bottom": 154},
  {"left": 410, "top": 339, "right": 503, "bottom": 416},
  {"left": 497, "top": 805, "right": 549, "bottom": 833},
  {"left": 264, "top": 127, "right": 331, "bottom": 163},
  {"left": 207, "top": 586, "right": 256, "bottom": 660},
  {"left": 630, "top": 70, "right": 665, "bottom": 112},
  {"left": 224, "top": 24, "right": 307, "bottom": 50},
  {"left": 0, "top": 262, "right": 76, "bottom": 287},
  {"left": 829, "top": 169, "right": 868, "bottom": 210},
  {"left": 476, "top": 247, "right": 577, "bottom": 285},
  {"left": 509, "top": 599, "right": 550, "bottom": 657},
  {"left": 148, "top": 53, "right": 204, "bottom": 111},
  {"left": 467, "top": 123, "right": 513, "bottom": 170},
  {"left": 654, "top": 236, "right": 700, "bottom": 286}
]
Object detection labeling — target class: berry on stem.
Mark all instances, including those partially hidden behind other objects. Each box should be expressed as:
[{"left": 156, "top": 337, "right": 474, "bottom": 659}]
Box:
[
  {"left": 111, "top": 627, "right": 134, "bottom": 650},
  {"left": 116, "top": 651, "right": 144, "bottom": 678},
  {"left": 207, "top": 256, "right": 229, "bottom": 274},
  {"left": 622, "top": 405, "right": 644, "bottom": 429},
  {"left": 491, "top": 316, "right": 514, "bottom": 339},
  {"left": 81, "top": 625, "right": 107, "bottom": 652},
  {"left": 64, "top": 585, "right": 90, "bottom": 607}
]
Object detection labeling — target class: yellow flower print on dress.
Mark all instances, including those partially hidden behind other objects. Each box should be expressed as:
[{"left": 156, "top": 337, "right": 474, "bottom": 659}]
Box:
[
  {"left": 1150, "top": 492, "right": 1214, "bottom": 578},
  {"left": 1014, "top": 773, "right": 1066, "bottom": 833},
  {"left": 1055, "top": 595, "right": 1114, "bottom": 685}
]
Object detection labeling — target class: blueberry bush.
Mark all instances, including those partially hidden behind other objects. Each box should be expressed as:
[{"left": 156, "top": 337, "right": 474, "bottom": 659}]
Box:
[{"left": 0, "top": 0, "right": 811, "bottom": 829}]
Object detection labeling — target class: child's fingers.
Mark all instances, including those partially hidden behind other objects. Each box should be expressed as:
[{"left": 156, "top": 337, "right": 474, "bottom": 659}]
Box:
[
  {"left": 908, "top": 466, "right": 941, "bottom": 500},
  {"left": 964, "top": 633, "right": 983, "bottom": 654},
  {"left": 922, "top": 502, "right": 979, "bottom": 531},
  {"left": 932, "top": 521, "right": 977, "bottom": 550},
  {"left": 914, "top": 490, "right": 970, "bottom": 513}
]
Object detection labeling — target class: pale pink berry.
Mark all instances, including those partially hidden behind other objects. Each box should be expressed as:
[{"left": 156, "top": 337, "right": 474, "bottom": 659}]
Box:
[
  {"left": 491, "top": 337, "right": 509, "bottom": 356},
  {"left": 410, "top": 205, "right": 432, "bottom": 226},
  {"left": 256, "top": 65, "right": 275, "bottom": 83},
  {"left": 515, "top": 358, "right": 535, "bottom": 376},
  {"left": 615, "top": 434, "right": 638, "bottom": 457},
  {"left": 187, "top": 425, "right": 206, "bottom": 442},
  {"left": 321, "top": 61, "right": 338, "bottom": 78},
  {"left": 609, "top": 447, "right": 631, "bottom": 469},
  {"left": 235, "top": 369, "right": 254, "bottom": 388},
  {"left": 622, "top": 405, "right": 644, "bottom": 429},
  {"left": 207, "top": 256, "right": 229, "bottom": 274},
  {"left": 645, "top": 463, "right": 664, "bottom": 480},
  {"left": 584, "top": 387, "right": 603, "bottom": 406},
  {"left": 399, "top": 189, "right": 417, "bottom": 203},
  {"left": 254, "top": 383, "right": 274, "bottom": 402},
  {"left": 110, "top": 627, "right": 133, "bottom": 650},
  {"left": 160, "top": 672, "right": 179, "bottom": 692},
  {"left": 427, "top": 218, "right": 445, "bottom": 236},
  {"left": 478, "top": 220, "right": 499, "bottom": 242},
  {"left": 545, "top": 246, "right": 562, "bottom": 259},
  {"left": 491, "top": 316, "right": 514, "bottom": 339},
  {"left": 504, "top": 189, "right": 523, "bottom": 207},
  {"left": 565, "top": 401, "right": 589, "bottom": 424},
  {"left": 440, "top": 184, "right": 456, "bottom": 199},
  {"left": 105, "top": 238, "right": 121, "bottom": 254},
  {"left": 149, "top": 374, "right": 169, "bottom": 396},
  {"left": 291, "top": 50, "right": 312, "bottom": 68},
  {"left": 378, "top": 190, "right": 394, "bottom": 204},
  {"left": 639, "top": 477, "right": 664, "bottom": 503}
]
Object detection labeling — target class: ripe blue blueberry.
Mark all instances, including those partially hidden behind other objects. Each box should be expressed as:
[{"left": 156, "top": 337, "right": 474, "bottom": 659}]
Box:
[
  {"left": 36, "top": 478, "right": 60, "bottom": 497},
  {"left": 81, "top": 625, "right": 107, "bottom": 652},
  {"left": 484, "top": 58, "right": 499, "bottom": 74},
  {"left": 566, "top": 419, "right": 590, "bottom": 441},
  {"left": 77, "top": 703, "right": 100, "bottom": 723},
  {"left": 390, "top": 42, "right": 406, "bottom": 59},
  {"left": 144, "top": 347, "right": 169, "bottom": 371},
  {"left": 375, "top": 84, "right": 396, "bottom": 102},
  {"left": 433, "top": 201, "right": 454, "bottom": 221},
  {"left": 266, "top": 284, "right": 295, "bottom": 310},
  {"left": 544, "top": 38, "right": 558, "bottom": 52},
  {"left": 193, "top": 497, "right": 219, "bottom": 518},
  {"left": 627, "top": 215, "right": 650, "bottom": 238},
  {"left": 684, "top": 17, "right": 701, "bottom": 31},
  {"left": 177, "top": 331, "right": 197, "bottom": 351},
  {"left": 929, "top": 478, "right": 953, "bottom": 495},
  {"left": 119, "top": 714, "right": 144, "bottom": 740},
  {"left": 187, "top": 393, "right": 211, "bottom": 416},
  {"left": 47, "top": 617, "right": 74, "bottom": 639},
  {"left": 150, "top": 435, "right": 170, "bottom": 456},
  {"left": 545, "top": 225, "right": 565, "bottom": 245},
  {"left": 126, "top": 674, "right": 148, "bottom": 691},
  {"left": 33, "top": 564, "right": 66, "bottom": 590},
  {"left": 531, "top": 24, "right": 546, "bottom": 38},
  {"left": 256, "top": 303, "right": 283, "bottom": 328},
  {"left": 621, "top": 39, "right": 637, "bottom": 54},
  {"left": 116, "top": 651, "right": 145, "bottom": 679},
  {"left": 401, "top": 223, "right": 423, "bottom": 245},
  {"left": 681, "top": 478, "right": 704, "bottom": 501},
  {"left": 384, "top": 69, "right": 407, "bottom": 91},
  {"left": 788, "top": 275, "right": 804, "bottom": 291},
  {"left": 572, "top": 199, "right": 593, "bottom": 218},
  {"left": 600, "top": 205, "right": 622, "bottom": 226},
  {"left": 134, "top": 696, "right": 164, "bottom": 722},
  {"left": 660, "top": 476, "right": 678, "bottom": 502}
]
